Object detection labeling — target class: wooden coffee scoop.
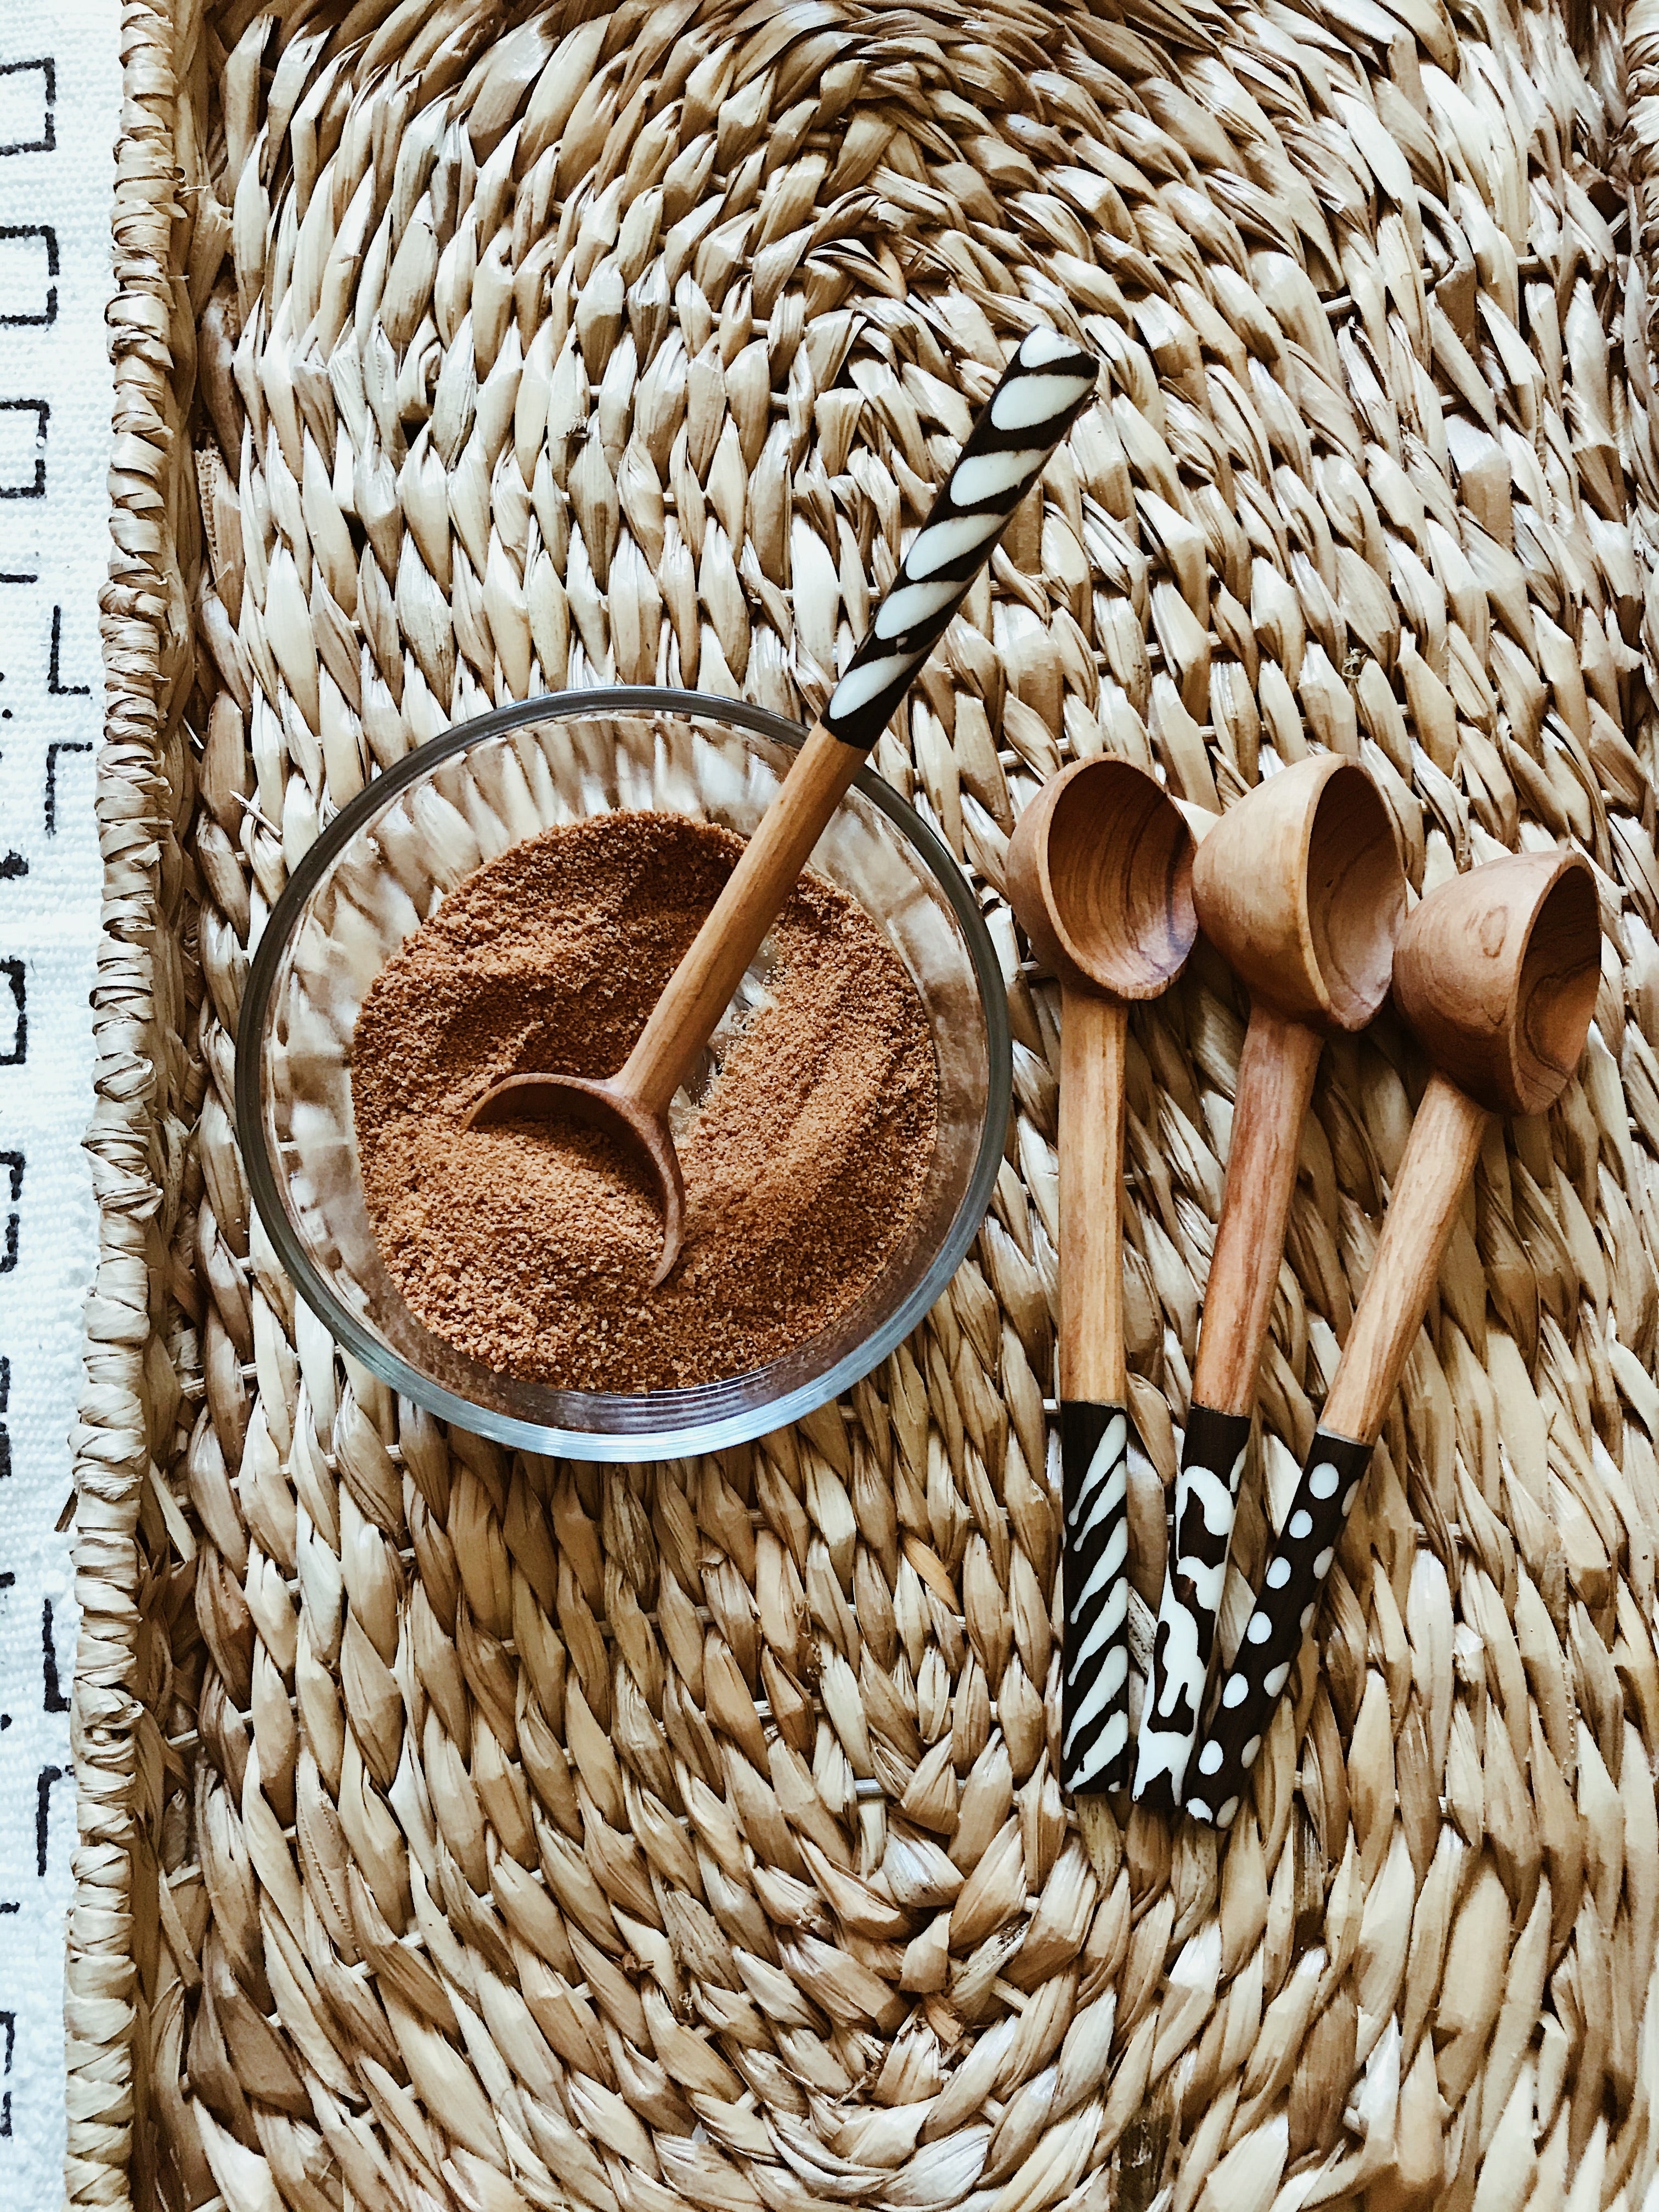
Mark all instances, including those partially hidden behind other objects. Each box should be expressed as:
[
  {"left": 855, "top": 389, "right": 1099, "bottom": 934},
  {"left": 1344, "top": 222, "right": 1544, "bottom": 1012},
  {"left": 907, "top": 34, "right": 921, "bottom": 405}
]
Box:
[
  {"left": 1006, "top": 758, "right": 1197, "bottom": 1796},
  {"left": 467, "top": 328, "right": 1099, "bottom": 1283},
  {"left": 1133, "top": 758, "right": 1404, "bottom": 1810},
  {"left": 1183, "top": 847, "right": 1601, "bottom": 1827}
]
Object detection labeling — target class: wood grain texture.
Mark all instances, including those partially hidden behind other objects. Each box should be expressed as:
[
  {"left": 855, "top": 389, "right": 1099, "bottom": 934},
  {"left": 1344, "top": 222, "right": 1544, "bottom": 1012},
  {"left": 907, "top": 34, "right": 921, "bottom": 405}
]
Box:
[
  {"left": 1391, "top": 846, "right": 1601, "bottom": 1115},
  {"left": 1189, "top": 1006, "right": 1325, "bottom": 1417},
  {"left": 1005, "top": 757, "right": 1196, "bottom": 1002},
  {"left": 1319, "top": 1071, "right": 1491, "bottom": 1443},
  {"left": 618, "top": 720, "right": 864, "bottom": 1114},
  {"left": 1006, "top": 754, "right": 1196, "bottom": 1409},
  {"left": 1190, "top": 755, "right": 1404, "bottom": 1029},
  {"left": 1058, "top": 984, "right": 1128, "bottom": 1408}
]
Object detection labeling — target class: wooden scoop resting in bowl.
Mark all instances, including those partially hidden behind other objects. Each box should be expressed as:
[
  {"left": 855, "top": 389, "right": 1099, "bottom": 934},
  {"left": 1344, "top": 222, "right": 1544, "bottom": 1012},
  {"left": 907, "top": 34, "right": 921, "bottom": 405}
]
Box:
[
  {"left": 1183, "top": 847, "right": 1601, "bottom": 1827},
  {"left": 465, "top": 328, "right": 1099, "bottom": 1283},
  {"left": 1006, "top": 758, "right": 1197, "bottom": 1796},
  {"left": 1132, "top": 757, "right": 1405, "bottom": 1811}
]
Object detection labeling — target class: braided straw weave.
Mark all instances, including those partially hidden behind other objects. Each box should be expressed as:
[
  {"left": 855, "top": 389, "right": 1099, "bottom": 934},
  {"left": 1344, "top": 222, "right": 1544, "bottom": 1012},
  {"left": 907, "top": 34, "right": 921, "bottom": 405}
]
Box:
[{"left": 75, "top": 0, "right": 1659, "bottom": 2204}]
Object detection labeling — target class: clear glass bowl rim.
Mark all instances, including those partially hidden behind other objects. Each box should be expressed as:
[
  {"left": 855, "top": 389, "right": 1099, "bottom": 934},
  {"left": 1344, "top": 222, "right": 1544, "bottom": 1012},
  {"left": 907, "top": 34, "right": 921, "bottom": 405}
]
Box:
[{"left": 235, "top": 685, "right": 1015, "bottom": 1461}]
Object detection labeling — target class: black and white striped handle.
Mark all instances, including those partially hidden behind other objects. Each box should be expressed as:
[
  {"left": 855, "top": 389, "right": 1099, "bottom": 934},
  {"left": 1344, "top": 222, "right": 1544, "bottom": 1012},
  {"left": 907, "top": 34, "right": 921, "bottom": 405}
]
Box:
[
  {"left": 1132, "top": 1404, "right": 1251, "bottom": 1810},
  {"left": 1060, "top": 1398, "right": 1133, "bottom": 1794},
  {"left": 1182, "top": 1430, "right": 1374, "bottom": 1827},
  {"left": 824, "top": 328, "right": 1098, "bottom": 751}
]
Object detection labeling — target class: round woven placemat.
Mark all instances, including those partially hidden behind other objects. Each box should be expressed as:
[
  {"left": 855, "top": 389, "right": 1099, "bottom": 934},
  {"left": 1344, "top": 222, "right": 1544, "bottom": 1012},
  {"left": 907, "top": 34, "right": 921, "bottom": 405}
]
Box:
[{"left": 72, "top": 0, "right": 1659, "bottom": 2207}]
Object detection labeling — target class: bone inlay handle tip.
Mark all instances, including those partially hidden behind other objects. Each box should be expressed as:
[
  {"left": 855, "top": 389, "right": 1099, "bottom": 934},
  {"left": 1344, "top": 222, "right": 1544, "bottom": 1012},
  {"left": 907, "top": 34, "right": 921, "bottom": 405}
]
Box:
[
  {"left": 1133, "top": 1404, "right": 1251, "bottom": 1809},
  {"left": 1182, "top": 1430, "right": 1374, "bottom": 1827},
  {"left": 825, "top": 327, "right": 1098, "bottom": 754},
  {"left": 1061, "top": 1398, "right": 1132, "bottom": 1796}
]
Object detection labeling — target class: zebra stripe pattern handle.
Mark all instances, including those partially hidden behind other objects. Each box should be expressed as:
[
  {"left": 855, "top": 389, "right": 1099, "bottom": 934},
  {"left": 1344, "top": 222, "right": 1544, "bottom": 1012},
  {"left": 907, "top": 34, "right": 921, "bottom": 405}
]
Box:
[
  {"left": 1132, "top": 1404, "right": 1251, "bottom": 1810},
  {"left": 1183, "top": 1430, "right": 1375, "bottom": 1827},
  {"left": 1060, "top": 1398, "right": 1132, "bottom": 1795},
  {"left": 824, "top": 327, "right": 1098, "bottom": 752}
]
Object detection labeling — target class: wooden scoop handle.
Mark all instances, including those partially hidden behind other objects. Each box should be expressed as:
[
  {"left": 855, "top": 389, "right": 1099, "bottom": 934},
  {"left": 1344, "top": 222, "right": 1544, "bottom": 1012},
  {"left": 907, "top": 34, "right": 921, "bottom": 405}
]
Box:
[
  {"left": 1133, "top": 1004, "right": 1322, "bottom": 1809},
  {"left": 615, "top": 329, "right": 1098, "bottom": 1120},
  {"left": 1058, "top": 985, "right": 1127, "bottom": 1408},
  {"left": 1318, "top": 1073, "right": 1490, "bottom": 1444},
  {"left": 616, "top": 723, "right": 863, "bottom": 1117},
  {"left": 1057, "top": 984, "right": 1136, "bottom": 1795},
  {"left": 1189, "top": 1007, "right": 1325, "bottom": 1417},
  {"left": 1183, "top": 1071, "right": 1489, "bottom": 1826}
]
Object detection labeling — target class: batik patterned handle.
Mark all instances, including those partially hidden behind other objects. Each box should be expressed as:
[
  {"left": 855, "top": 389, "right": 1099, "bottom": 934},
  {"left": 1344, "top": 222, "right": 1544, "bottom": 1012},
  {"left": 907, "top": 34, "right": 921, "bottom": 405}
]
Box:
[
  {"left": 1183, "top": 1430, "right": 1375, "bottom": 1827},
  {"left": 824, "top": 327, "right": 1098, "bottom": 751},
  {"left": 1060, "top": 1398, "right": 1133, "bottom": 1794},
  {"left": 1132, "top": 1403, "right": 1252, "bottom": 1810}
]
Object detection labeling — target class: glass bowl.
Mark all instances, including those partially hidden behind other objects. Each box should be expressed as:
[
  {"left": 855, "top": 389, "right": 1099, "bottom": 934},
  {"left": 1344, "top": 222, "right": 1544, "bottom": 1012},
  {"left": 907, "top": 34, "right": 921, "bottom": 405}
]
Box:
[{"left": 236, "top": 687, "right": 1012, "bottom": 1460}]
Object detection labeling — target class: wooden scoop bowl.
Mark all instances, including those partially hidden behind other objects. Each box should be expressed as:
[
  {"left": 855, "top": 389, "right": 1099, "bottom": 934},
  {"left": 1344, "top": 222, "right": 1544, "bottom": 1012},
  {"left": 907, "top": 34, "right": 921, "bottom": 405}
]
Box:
[
  {"left": 465, "top": 328, "right": 1100, "bottom": 1284},
  {"left": 1133, "top": 757, "right": 1405, "bottom": 1810},
  {"left": 1006, "top": 757, "right": 1197, "bottom": 1797},
  {"left": 1184, "top": 847, "right": 1600, "bottom": 1827}
]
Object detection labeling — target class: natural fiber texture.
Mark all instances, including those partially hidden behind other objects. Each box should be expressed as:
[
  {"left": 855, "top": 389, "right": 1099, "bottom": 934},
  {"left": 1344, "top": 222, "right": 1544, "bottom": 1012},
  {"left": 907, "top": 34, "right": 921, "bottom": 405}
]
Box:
[{"left": 78, "top": 0, "right": 1659, "bottom": 2207}]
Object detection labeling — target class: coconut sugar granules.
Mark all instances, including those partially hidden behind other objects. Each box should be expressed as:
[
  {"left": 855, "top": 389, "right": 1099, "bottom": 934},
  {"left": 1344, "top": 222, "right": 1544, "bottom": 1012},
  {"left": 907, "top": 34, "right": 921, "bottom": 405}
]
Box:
[{"left": 351, "top": 812, "right": 939, "bottom": 1392}]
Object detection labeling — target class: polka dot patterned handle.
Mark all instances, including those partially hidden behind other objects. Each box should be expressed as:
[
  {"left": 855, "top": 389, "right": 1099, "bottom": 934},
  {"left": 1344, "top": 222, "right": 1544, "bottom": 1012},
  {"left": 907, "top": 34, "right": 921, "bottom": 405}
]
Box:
[
  {"left": 823, "top": 328, "right": 1098, "bottom": 752},
  {"left": 1060, "top": 1398, "right": 1133, "bottom": 1795},
  {"left": 1132, "top": 1403, "right": 1251, "bottom": 1811},
  {"left": 1182, "top": 1430, "right": 1375, "bottom": 1828}
]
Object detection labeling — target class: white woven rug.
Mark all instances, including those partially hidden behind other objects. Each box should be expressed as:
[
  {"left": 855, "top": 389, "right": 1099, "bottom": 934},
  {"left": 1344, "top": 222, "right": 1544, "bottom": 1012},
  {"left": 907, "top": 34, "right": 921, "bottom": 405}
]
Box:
[{"left": 0, "top": 2, "right": 116, "bottom": 2194}]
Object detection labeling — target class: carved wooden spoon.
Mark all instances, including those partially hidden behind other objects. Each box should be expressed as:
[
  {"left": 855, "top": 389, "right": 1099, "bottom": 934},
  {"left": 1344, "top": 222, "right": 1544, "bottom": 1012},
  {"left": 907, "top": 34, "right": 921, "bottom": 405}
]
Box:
[
  {"left": 1183, "top": 847, "right": 1601, "bottom": 1827},
  {"left": 466, "top": 329, "right": 1098, "bottom": 1283},
  {"left": 1132, "top": 757, "right": 1404, "bottom": 1810},
  {"left": 1006, "top": 758, "right": 1197, "bottom": 1796}
]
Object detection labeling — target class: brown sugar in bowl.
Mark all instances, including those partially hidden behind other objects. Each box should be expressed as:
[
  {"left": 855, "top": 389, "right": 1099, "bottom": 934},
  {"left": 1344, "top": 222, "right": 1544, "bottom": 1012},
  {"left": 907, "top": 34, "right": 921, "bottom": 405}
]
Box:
[
  {"left": 236, "top": 688, "right": 1012, "bottom": 1460},
  {"left": 351, "top": 811, "right": 941, "bottom": 1394}
]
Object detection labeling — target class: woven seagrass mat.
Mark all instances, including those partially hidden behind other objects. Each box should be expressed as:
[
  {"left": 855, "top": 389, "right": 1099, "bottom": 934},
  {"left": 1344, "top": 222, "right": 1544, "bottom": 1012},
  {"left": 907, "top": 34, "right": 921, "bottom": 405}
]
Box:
[{"left": 73, "top": 0, "right": 1659, "bottom": 2204}]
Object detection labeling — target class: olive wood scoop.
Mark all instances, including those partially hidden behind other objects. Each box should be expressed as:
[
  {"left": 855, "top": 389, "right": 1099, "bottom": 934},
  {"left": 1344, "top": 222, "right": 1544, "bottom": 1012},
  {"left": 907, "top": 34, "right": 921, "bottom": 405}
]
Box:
[
  {"left": 1183, "top": 847, "right": 1601, "bottom": 1827},
  {"left": 1132, "top": 757, "right": 1405, "bottom": 1812},
  {"left": 1006, "top": 758, "right": 1197, "bottom": 1797},
  {"left": 466, "top": 328, "right": 1099, "bottom": 1283}
]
